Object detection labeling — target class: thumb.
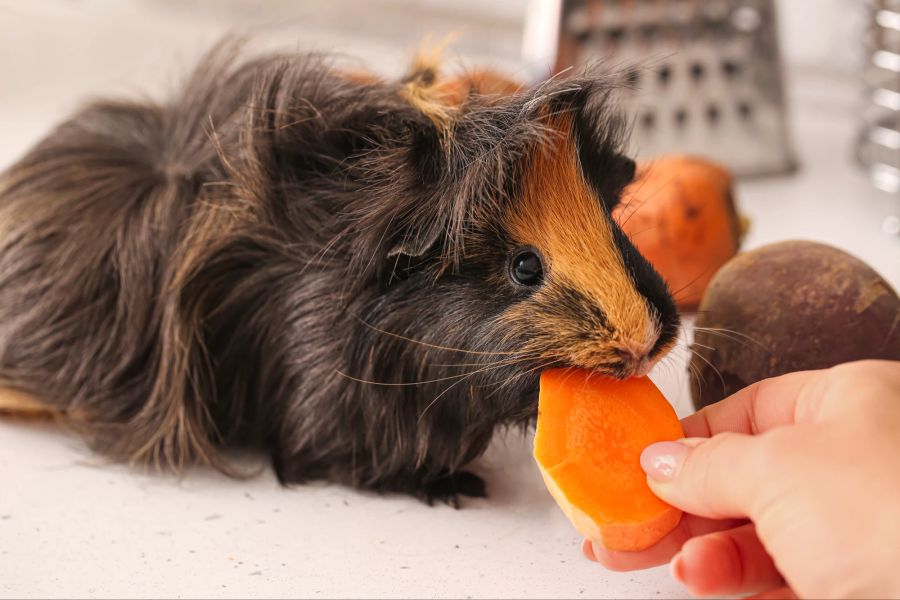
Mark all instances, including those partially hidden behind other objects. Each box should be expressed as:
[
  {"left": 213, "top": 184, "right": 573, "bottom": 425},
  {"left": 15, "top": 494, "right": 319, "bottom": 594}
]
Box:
[{"left": 641, "top": 434, "right": 766, "bottom": 520}]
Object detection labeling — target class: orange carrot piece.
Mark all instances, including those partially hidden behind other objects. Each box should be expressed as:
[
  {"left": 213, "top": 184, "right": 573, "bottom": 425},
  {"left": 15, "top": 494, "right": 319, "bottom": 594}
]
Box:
[
  {"left": 614, "top": 155, "right": 743, "bottom": 311},
  {"left": 534, "top": 368, "right": 684, "bottom": 552}
]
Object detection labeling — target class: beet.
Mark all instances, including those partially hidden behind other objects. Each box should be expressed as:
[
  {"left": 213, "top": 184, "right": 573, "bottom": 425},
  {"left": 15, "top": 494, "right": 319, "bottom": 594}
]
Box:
[{"left": 690, "top": 241, "right": 900, "bottom": 409}]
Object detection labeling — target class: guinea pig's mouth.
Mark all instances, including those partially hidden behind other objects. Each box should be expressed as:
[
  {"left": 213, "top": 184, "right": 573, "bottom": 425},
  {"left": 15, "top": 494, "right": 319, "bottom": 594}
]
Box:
[
  {"left": 589, "top": 362, "right": 652, "bottom": 380},
  {"left": 552, "top": 348, "right": 666, "bottom": 381},
  {"left": 514, "top": 351, "right": 664, "bottom": 423},
  {"left": 527, "top": 360, "right": 647, "bottom": 382},
  {"left": 515, "top": 339, "right": 674, "bottom": 412},
  {"left": 604, "top": 332, "right": 679, "bottom": 379}
]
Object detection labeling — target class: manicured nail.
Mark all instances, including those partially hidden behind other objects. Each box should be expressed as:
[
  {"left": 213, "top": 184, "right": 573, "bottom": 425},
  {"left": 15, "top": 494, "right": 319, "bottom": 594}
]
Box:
[
  {"left": 640, "top": 441, "right": 689, "bottom": 482},
  {"left": 581, "top": 538, "right": 598, "bottom": 562},
  {"left": 670, "top": 551, "right": 686, "bottom": 584}
]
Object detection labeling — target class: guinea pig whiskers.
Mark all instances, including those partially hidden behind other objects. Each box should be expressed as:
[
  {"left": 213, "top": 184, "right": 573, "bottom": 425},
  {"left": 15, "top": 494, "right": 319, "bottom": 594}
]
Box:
[
  {"left": 666, "top": 342, "right": 694, "bottom": 372},
  {"left": 334, "top": 363, "right": 510, "bottom": 388},
  {"left": 686, "top": 346, "right": 727, "bottom": 398},
  {"left": 691, "top": 340, "right": 716, "bottom": 351},
  {"left": 673, "top": 349, "right": 704, "bottom": 409},
  {"left": 350, "top": 314, "right": 529, "bottom": 356},
  {"left": 669, "top": 263, "right": 717, "bottom": 301},
  {"left": 623, "top": 223, "right": 663, "bottom": 240},
  {"left": 489, "top": 356, "right": 549, "bottom": 388},
  {"left": 684, "top": 352, "right": 706, "bottom": 407},
  {"left": 421, "top": 354, "right": 541, "bottom": 377},
  {"left": 416, "top": 355, "right": 541, "bottom": 424},
  {"left": 660, "top": 343, "right": 701, "bottom": 407},
  {"left": 616, "top": 173, "right": 674, "bottom": 229},
  {"left": 429, "top": 357, "right": 533, "bottom": 368},
  {"left": 693, "top": 327, "right": 773, "bottom": 355},
  {"left": 485, "top": 355, "right": 562, "bottom": 397},
  {"left": 338, "top": 352, "right": 539, "bottom": 389}
]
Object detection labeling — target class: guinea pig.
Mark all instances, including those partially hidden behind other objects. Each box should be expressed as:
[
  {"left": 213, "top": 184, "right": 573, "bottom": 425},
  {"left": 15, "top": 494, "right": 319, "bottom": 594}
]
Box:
[{"left": 0, "top": 42, "right": 679, "bottom": 505}]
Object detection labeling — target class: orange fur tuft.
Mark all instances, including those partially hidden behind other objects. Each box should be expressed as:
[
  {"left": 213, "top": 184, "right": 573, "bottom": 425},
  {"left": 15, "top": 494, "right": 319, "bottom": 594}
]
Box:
[
  {"left": 400, "top": 36, "right": 456, "bottom": 134},
  {"left": 433, "top": 69, "right": 522, "bottom": 107},
  {"left": 399, "top": 36, "right": 520, "bottom": 140},
  {"left": 0, "top": 388, "right": 58, "bottom": 420}
]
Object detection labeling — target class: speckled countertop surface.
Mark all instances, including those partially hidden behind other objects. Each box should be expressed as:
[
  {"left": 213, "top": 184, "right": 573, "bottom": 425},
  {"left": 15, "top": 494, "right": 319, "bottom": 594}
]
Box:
[{"left": 1, "top": 2, "right": 898, "bottom": 598}]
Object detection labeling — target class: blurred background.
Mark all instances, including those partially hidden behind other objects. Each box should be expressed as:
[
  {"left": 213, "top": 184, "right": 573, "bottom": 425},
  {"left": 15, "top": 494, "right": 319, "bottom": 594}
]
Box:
[
  {"left": 0, "top": 0, "right": 896, "bottom": 280},
  {"left": 0, "top": 2, "right": 897, "bottom": 599}
]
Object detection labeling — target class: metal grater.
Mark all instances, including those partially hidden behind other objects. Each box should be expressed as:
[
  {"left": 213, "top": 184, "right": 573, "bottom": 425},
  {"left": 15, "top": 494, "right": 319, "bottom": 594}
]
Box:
[
  {"left": 541, "top": 0, "right": 797, "bottom": 177},
  {"left": 857, "top": 0, "right": 900, "bottom": 195}
]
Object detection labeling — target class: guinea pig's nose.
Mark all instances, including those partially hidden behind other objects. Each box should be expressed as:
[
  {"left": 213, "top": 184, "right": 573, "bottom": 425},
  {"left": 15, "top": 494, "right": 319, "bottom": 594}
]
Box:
[{"left": 612, "top": 347, "right": 652, "bottom": 378}]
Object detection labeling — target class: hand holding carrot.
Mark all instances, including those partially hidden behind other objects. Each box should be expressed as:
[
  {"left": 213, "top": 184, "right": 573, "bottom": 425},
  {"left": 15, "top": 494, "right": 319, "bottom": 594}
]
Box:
[{"left": 584, "top": 360, "right": 900, "bottom": 599}]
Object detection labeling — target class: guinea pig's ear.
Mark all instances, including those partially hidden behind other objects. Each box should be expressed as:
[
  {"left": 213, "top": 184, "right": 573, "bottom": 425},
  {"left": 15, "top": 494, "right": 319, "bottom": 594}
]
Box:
[
  {"left": 385, "top": 220, "right": 444, "bottom": 259},
  {"left": 579, "top": 151, "right": 636, "bottom": 211},
  {"left": 569, "top": 94, "right": 636, "bottom": 212},
  {"left": 384, "top": 123, "right": 450, "bottom": 259}
]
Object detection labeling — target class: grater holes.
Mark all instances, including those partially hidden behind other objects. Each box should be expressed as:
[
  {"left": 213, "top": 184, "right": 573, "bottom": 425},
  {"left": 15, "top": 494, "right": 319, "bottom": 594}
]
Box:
[
  {"left": 690, "top": 62, "right": 706, "bottom": 82},
  {"left": 658, "top": 64, "right": 673, "bottom": 85},
  {"left": 574, "top": 29, "right": 591, "bottom": 44},
  {"left": 722, "top": 59, "right": 741, "bottom": 78},
  {"left": 553, "top": 0, "right": 794, "bottom": 177},
  {"left": 607, "top": 27, "right": 626, "bottom": 44},
  {"left": 626, "top": 68, "right": 641, "bottom": 86},
  {"left": 637, "top": 23, "right": 659, "bottom": 43}
]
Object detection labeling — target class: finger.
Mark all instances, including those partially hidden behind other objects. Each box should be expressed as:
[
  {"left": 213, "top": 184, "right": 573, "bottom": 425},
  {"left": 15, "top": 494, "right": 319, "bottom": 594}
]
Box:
[
  {"left": 681, "top": 368, "right": 823, "bottom": 438},
  {"left": 583, "top": 514, "right": 746, "bottom": 571},
  {"left": 672, "top": 523, "right": 783, "bottom": 597},
  {"left": 641, "top": 435, "right": 763, "bottom": 519},
  {"left": 745, "top": 586, "right": 798, "bottom": 599}
]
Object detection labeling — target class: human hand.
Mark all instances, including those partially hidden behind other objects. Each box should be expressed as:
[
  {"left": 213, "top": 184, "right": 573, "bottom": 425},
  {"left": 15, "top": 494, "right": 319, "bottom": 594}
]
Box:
[{"left": 583, "top": 360, "right": 900, "bottom": 599}]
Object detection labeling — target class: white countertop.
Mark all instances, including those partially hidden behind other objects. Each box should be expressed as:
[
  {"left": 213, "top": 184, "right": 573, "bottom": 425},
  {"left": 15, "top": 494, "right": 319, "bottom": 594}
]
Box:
[{"left": 1, "top": 3, "right": 898, "bottom": 599}]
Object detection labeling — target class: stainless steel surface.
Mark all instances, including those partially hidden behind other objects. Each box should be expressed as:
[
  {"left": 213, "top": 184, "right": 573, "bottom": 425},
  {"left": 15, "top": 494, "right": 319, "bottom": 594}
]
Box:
[
  {"left": 544, "top": 0, "right": 798, "bottom": 178},
  {"left": 858, "top": 0, "right": 900, "bottom": 195}
]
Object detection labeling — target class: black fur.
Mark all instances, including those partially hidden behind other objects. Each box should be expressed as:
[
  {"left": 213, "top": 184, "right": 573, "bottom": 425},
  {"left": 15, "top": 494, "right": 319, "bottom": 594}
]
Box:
[
  {"left": 610, "top": 225, "right": 680, "bottom": 358},
  {"left": 0, "top": 43, "right": 677, "bottom": 503}
]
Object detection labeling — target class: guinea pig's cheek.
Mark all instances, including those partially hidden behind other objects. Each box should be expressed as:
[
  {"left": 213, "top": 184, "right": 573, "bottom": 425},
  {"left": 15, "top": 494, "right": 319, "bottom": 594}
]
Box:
[
  {"left": 492, "top": 294, "right": 553, "bottom": 346},
  {"left": 532, "top": 287, "right": 599, "bottom": 348}
]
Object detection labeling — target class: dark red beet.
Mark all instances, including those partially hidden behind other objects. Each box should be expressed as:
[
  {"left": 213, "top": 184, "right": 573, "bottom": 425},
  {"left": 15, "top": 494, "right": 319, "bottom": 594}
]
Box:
[{"left": 690, "top": 241, "right": 900, "bottom": 409}]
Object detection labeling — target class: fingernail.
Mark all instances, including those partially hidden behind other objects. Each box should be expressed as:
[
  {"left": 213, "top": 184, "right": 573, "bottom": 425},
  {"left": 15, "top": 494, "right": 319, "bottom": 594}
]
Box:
[
  {"left": 670, "top": 551, "right": 686, "bottom": 584},
  {"left": 640, "top": 441, "right": 689, "bottom": 482},
  {"left": 581, "top": 539, "right": 597, "bottom": 562}
]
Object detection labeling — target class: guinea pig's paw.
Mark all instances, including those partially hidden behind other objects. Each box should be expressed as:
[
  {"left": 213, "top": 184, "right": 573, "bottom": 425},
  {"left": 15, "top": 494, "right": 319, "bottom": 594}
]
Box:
[{"left": 422, "top": 470, "right": 487, "bottom": 508}]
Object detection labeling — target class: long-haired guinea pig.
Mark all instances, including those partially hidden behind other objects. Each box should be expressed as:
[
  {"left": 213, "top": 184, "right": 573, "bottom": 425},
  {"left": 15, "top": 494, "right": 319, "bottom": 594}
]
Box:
[{"left": 0, "top": 42, "right": 678, "bottom": 504}]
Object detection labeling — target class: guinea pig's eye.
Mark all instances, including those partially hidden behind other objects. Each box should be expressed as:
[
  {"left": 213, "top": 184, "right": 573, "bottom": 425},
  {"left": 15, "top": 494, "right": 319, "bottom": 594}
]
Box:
[{"left": 510, "top": 247, "right": 544, "bottom": 286}]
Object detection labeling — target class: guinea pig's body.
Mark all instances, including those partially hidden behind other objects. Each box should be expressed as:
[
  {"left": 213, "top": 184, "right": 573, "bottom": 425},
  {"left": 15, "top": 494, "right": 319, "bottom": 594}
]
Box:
[{"left": 0, "top": 44, "right": 678, "bottom": 503}]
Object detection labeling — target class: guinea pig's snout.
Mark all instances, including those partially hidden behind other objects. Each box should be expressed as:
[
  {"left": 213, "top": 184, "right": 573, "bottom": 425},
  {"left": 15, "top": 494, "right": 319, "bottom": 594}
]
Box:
[{"left": 610, "top": 345, "right": 653, "bottom": 379}]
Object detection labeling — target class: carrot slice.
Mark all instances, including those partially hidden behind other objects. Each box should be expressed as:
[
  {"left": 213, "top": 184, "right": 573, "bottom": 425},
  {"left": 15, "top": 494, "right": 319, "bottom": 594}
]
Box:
[
  {"left": 614, "top": 155, "right": 743, "bottom": 311},
  {"left": 534, "top": 368, "right": 684, "bottom": 552}
]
